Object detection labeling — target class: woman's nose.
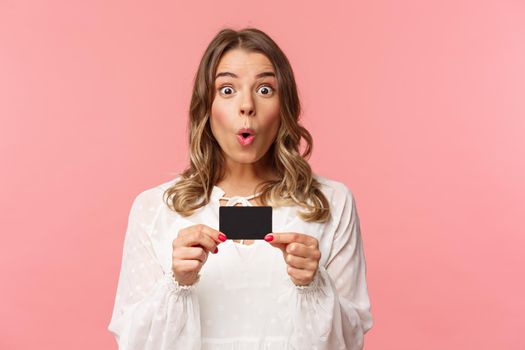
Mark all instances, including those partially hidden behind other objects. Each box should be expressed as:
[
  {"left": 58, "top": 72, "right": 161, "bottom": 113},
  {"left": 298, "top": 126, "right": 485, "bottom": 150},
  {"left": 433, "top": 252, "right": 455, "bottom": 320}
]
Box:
[{"left": 239, "top": 93, "right": 255, "bottom": 116}]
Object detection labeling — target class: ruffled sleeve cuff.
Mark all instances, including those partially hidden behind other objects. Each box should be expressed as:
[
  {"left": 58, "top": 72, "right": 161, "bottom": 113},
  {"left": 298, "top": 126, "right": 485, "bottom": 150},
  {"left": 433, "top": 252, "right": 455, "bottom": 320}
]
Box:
[
  {"left": 163, "top": 271, "right": 200, "bottom": 296},
  {"left": 294, "top": 269, "right": 322, "bottom": 294}
]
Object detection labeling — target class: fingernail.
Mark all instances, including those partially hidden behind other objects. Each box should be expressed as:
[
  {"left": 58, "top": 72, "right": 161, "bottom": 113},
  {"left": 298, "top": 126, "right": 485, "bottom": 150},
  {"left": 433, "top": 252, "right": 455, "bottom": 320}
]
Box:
[
  {"left": 213, "top": 247, "right": 219, "bottom": 254},
  {"left": 264, "top": 234, "right": 274, "bottom": 242},
  {"left": 218, "top": 233, "right": 227, "bottom": 242}
]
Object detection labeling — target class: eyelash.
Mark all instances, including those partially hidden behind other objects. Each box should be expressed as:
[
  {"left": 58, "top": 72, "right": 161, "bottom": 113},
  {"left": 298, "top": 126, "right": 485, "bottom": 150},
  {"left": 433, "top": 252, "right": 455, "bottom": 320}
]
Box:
[{"left": 217, "top": 84, "right": 275, "bottom": 96}]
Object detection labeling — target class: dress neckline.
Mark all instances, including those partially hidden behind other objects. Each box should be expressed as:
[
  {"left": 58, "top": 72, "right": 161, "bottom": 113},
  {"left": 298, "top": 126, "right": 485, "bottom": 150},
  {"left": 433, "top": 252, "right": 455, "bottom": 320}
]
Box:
[
  {"left": 212, "top": 185, "right": 262, "bottom": 204},
  {"left": 212, "top": 185, "right": 262, "bottom": 248}
]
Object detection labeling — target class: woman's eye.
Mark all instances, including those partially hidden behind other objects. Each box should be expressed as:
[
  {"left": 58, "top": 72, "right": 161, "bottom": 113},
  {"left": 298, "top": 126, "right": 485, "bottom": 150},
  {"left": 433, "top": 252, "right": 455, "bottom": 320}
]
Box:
[
  {"left": 219, "top": 86, "right": 234, "bottom": 95},
  {"left": 218, "top": 85, "right": 274, "bottom": 96},
  {"left": 257, "top": 85, "right": 274, "bottom": 95}
]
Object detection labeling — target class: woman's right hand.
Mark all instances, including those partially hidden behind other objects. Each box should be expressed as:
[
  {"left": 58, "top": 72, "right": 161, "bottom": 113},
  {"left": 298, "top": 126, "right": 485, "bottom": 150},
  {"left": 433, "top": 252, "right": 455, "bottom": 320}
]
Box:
[{"left": 171, "top": 224, "right": 227, "bottom": 286}]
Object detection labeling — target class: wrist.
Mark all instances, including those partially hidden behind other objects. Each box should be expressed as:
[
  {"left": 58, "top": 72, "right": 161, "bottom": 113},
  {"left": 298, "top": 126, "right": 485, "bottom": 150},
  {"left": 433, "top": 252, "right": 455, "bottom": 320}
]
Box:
[
  {"left": 164, "top": 271, "right": 199, "bottom": 294},
  {"left": 294, "top": 269, "right": 321, "bottom": 293},
  {"left": 172, "top": 270, "right": 201, "bottom": 286}
]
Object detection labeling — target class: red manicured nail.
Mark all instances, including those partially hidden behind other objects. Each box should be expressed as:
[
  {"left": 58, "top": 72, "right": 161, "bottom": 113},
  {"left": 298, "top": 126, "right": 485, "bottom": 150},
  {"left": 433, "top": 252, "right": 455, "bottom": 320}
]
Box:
[
  {"left": 218, "top": 233, "right": 227, "bottom": 242},
  {"left": 264, "top": 234, "right": 274, "bottom": 242},
  {"left": 213, "top": 247, "right": 219, "bottom": 254}
]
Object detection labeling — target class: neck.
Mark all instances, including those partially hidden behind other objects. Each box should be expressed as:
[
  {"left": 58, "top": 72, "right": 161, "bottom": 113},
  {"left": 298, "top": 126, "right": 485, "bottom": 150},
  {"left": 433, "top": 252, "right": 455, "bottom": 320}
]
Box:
[{"left": 217, "top": 153, "right": 276, "bottom": 197}]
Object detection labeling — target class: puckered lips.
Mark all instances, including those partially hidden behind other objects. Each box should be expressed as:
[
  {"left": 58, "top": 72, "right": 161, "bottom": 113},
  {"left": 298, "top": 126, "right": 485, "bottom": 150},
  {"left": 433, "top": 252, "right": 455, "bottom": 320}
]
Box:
[{"left": 236, "top": 128, "right": 255, "bottom": 146}]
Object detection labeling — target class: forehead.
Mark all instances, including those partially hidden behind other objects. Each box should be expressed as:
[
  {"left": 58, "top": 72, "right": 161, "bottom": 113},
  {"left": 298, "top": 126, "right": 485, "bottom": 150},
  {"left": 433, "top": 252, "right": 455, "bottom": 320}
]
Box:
[{"left": 216, "top": 49, "right": 275, "bottom": 75}]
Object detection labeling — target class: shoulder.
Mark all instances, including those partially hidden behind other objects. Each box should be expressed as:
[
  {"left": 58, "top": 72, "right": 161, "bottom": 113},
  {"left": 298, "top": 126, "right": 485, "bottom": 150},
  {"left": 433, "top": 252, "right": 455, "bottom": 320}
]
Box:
[
  {"left": 313, "top": 173, "right": 357, "bottom": 225},
  {"left": 313, "top": 173, "right": 354, "bottom": 203},
  {"left": 124, "top": 176, "right": 185, "bottom": 237},
  {"left": 130, "top": 175, "right": 183, "bottom": 212},
  {"left": 155, "top": 174, "right": 184, "bottom": 192}
]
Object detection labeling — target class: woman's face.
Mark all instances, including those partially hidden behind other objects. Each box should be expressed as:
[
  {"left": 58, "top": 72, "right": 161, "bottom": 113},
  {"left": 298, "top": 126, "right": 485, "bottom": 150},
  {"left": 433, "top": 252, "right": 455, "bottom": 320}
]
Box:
[{"left": 210, "top": 49, "right": 280, "bottom": 167}]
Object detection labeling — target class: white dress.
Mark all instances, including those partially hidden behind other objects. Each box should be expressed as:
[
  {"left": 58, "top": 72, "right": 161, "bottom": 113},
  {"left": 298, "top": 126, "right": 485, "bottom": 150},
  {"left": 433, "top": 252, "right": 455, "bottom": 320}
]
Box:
[{"left": 107, "top": 174, "right": 373, "bottom": 349}]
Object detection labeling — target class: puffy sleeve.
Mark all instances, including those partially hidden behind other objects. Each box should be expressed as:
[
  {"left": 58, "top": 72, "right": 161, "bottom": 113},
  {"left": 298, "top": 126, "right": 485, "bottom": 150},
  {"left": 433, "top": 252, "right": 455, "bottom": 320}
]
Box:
[
  {"left": 290, "top": 186, "right": 373, "bottom": 350},
  {"left": 107, "top": 189, "right": 201, "bottom": 349}
]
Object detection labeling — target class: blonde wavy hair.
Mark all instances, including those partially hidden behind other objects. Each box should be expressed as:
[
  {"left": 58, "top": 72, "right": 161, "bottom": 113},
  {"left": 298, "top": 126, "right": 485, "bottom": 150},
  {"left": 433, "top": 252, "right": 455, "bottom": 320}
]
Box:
[{"left": 163, "top": 27, "right": 330, "bottom": 223}]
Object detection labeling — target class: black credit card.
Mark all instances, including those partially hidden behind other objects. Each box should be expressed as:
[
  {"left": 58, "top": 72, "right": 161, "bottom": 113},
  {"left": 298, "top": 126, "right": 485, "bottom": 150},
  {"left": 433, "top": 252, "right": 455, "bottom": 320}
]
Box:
[{"left": 219, "top": 206, "right": 272, "bottom": 240}]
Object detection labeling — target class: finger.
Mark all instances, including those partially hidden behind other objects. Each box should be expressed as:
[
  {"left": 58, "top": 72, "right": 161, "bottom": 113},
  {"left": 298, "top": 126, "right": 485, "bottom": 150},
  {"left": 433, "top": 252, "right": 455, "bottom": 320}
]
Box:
[
  {"left": 172, "top": 259, "right": 202, "bottom": 273},
  {"left": 174, "top": 246, "right": 208, "bottom": 263},
  {"left": 286, "top": 266, "right": 317, "bottom": 286},
  {"left": 265, "top": 232, "right": 318, "bottom": 247},
  {"left": 285, "top": 242, "right": 321, "bottom": 260},
  {"left": 190, "top": 225, "right": 224, "bottom": 254},
  {"left": 178, "top": 229, "right": 218, "bottom": 253},
  {"left": 285, "top": 253, "right": 318, "bottom": 270},
  {"left": 263, "top": 238, "right": 287, "bottom": 254},
  {"left": 177, "top": 224, "right": 227, "bottom": 246},
  {"left": 198, "top": 224, "right": 228, "bottom": 244}
]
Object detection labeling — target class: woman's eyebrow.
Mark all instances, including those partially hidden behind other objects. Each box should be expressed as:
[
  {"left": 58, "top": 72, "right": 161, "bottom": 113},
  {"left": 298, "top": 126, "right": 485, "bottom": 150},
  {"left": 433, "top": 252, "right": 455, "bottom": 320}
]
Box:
[{"left": 215, "top": 71, "right": 276, "bottom": 80}]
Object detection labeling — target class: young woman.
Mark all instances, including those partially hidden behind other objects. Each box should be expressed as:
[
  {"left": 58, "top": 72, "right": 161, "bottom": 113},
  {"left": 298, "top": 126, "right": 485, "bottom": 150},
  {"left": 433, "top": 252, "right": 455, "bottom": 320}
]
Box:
[{"left": 108, "top": 27, "right": 373, "bottom": 349}]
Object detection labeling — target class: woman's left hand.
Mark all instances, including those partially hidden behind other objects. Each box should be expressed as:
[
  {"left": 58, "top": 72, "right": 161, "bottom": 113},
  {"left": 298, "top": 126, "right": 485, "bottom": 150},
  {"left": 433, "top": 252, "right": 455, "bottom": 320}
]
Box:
[{"left": 264, "top": 232, "right": 321, "bottom": 286}]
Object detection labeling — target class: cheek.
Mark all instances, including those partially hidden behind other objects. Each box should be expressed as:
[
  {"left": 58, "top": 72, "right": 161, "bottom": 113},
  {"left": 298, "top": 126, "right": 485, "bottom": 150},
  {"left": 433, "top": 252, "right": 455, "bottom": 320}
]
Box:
[
  {"left": 265, "top": 102, "right": 281, "bottom": 134},
  {"left": 210, "top": 100, "right": 231, "bottom": 136}
]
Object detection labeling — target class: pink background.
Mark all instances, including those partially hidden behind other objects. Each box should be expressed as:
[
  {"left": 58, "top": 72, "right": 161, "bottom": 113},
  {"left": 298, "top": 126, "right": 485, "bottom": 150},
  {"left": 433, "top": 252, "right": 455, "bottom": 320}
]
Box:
[{"left": 1, "top": 1, "right": 524, "bottom": 349}]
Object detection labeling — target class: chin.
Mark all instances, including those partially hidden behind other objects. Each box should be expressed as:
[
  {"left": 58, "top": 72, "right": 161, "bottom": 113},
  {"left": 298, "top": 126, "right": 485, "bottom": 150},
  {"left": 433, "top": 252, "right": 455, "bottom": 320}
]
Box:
[
  {"left": 234, "top": 155, "right": 260, "bottom": 164},
  {"left": 226, "top": 151, "right": 262, "bottom": 164}
]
